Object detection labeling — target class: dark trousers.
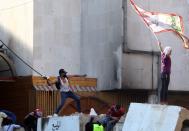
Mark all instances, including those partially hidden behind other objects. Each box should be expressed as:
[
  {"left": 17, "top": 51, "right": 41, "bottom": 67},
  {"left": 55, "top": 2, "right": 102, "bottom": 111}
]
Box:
[
  {"left": 23, "top": 115, "right": 37, "bottom": 131},
  {"left": 55, "top": 91, "right": 81, "bottom": 114},
  {"left": 159, "top": 73, "right": 170, "bottom": 103},
  {"left": 99, "top": 116, "right": 116, "bottom": 131}
]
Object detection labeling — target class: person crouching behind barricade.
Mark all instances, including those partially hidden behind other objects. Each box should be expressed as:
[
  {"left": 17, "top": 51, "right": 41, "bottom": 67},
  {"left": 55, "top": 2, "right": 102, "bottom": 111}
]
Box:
[
  {"left": 2, "top": 116, "right": 21, "bottom": 131},
  {"left": 0, "top": 112, "right": 7, "bottom": 130},
  {"left": 23, "top": 108, "right": 43, "bottom": 131},
  {"left": 99, "top": 104, "right": 125, "bottom": 131},
  {"left": 85, "top": 108, "right": 104, "bottom": 131},
  {"left": 0, "top": 110, "right": 21, "bottom": 131}
]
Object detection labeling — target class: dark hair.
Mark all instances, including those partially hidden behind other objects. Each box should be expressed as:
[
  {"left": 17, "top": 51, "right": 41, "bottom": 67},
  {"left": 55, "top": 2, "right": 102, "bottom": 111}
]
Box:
[
  {"left": 115, "top": 104, "right": 121, "bottom": 110},
  {"left": 59, "top": 69, "right": 67, "bottom": 75},
  {"left": 2, "top": 118, "right": 13, "bottom": 125}
]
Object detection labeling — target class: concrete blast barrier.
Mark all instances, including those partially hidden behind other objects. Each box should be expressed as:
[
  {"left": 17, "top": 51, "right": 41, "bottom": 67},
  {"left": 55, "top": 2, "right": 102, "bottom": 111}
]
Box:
[
  {"left": 123, "top": 103, "right": 189, "bottom": 131},
  {"left": 37, "top": 116, "right": 80, "bottom": 131}
]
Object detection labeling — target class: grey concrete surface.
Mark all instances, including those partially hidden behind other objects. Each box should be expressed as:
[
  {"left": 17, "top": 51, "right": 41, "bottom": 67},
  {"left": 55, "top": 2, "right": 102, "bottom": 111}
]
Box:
[
  {"left": 123, "top": 103, "right": 189, "bottom": 131},
  {"left": 80, "top": 0, "right": 122, "bottom": 90}
]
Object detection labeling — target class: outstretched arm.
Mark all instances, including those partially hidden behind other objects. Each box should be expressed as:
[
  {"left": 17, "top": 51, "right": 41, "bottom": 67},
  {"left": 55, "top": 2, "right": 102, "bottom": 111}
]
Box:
[
  {"left": 67, "top": 74, "right": 87, "bottom": 77},
  {"left": 43, "top": 76, "right": 56, "bottom": 86},
  {"left": 157, "top": 42, "right": 163, "bottom": 53},
  {"left": 67, "top": 74, "right": 87, "bottom": 86}
]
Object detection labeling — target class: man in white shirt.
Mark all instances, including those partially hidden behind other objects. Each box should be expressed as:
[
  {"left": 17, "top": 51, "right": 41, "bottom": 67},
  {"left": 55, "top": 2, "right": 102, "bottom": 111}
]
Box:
[{"left": 48, "top": 69, "right": 82, "bottom": 115}]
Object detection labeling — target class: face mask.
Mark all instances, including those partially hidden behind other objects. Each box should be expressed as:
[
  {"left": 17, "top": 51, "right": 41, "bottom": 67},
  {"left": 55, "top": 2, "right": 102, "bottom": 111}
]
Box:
[
  {"left": 60, "top": 73, "right": 67, "bottom": 77},
  {"left": 63, "top": 74, "right": 67, "bottom": 78}
]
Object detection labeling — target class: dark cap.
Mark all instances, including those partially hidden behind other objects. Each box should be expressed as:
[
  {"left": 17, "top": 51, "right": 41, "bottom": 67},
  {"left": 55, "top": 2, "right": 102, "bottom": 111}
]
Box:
[{"left": 59, "top": 69, "right": 67, "bottom": 75}]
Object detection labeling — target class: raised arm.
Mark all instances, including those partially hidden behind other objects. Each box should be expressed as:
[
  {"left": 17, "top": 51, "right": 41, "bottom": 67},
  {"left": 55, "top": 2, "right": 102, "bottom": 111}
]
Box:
[
  {"left": 67, "top": 74, "right": 87, "bottom": 86},
  {"left": 157, "top": 42, "right": 163, "bottom": 53},
  {"left": 43, "top": 76, "right": 57, "bottom": 86},
  {"left": 67, "top": 74, "right": 87, "bottom": 78}
]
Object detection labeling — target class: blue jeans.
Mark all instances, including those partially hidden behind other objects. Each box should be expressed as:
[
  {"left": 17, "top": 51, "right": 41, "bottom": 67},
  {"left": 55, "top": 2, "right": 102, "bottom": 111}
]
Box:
[
  {"left": 55, "top": 91, "right": 81, "bottom": 114},
  {"left": 99, "top": 116, "right": 116, "bottom": 131}
]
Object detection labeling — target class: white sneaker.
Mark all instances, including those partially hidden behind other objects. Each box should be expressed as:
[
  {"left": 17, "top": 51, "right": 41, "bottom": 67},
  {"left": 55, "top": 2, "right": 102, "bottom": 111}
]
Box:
[{"left": 53, "top": 113, "right": 58, "bottom": 117}]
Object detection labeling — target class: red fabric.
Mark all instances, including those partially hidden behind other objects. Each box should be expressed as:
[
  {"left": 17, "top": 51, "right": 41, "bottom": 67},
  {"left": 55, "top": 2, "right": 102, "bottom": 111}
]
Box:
[
  {"left": 106, "top": 105, "right": 125, "bottom": 118},
  {"left": 129, "top": 0, "right": 189, "bottom": 49}
]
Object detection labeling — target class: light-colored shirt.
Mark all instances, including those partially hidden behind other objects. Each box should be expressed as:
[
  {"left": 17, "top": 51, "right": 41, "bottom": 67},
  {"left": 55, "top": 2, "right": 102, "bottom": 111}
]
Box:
[
  {"left": 59, "top": 77, "right": 70, "bottom": 92},
  {"left": 0, "top": 112, "right": 7, "bottom": 128},
  {"left": 3, "top": 124, "right": 20, "bottom": 131}
]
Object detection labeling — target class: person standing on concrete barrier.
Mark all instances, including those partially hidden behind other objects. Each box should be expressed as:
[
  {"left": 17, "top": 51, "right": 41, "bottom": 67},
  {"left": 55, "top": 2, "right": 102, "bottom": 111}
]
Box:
[
  {"left": 47, "top": 69, "right": 85, "bottom": 115},
  {"left": 158, "top": 42, "right": 172, "bottom": 104},
  {"left": 0, "top": 112, "right": 21, "bottom": 131},
  {"left": 0, "top": 110, "right": 17, "bottom": 124}
]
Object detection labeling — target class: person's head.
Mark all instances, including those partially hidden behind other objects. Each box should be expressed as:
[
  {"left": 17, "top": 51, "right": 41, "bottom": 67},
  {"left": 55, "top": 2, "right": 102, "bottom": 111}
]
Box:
[
  {"left": 34, "top": 108, "right": 42, "bottom": 117},
  {"left": 59, "top": 69, "right": 67, "bottom": 78},
  {"left": 115, "top": 104, "right": 121, "bottom": 111},
  {"left": 163, "top": 46, "right": 172, "bottom": 56}
]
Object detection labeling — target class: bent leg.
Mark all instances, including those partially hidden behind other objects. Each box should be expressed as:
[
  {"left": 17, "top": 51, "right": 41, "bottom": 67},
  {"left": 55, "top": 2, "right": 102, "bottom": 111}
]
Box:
[
  {"left": 106, "top": 120, "right": 116, "bottom": 131},
  {"left": 68, "top": 92, "right": 81, "bottom": 112},
  {"left": 55, "top": 92, "right": 68, "bottom": 114}
]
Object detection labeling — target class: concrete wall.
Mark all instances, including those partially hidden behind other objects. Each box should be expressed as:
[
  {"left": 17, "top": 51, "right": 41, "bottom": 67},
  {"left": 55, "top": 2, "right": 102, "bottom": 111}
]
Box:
[
  {"left": 2, "top": 0, "right": 189, "bottom": 91},
  {"left": 122, "top": 0, "right": 189, "bottom": 91},
  {"left": 0, "top": 0, "right": 33, "bottom": 76},
  {"left": 0, "top": 0, "right": 122, "bottom": 90},
  {"left": 80, "top": 0, "right": 123, "bottom": 90},
  {"left": 123, "top": 53, "right": 159, "bottom": 90},
  {"left": 34, "top": 0, "right": 123, "bottom": 90},
  {"left": 34, "top": 0, "right": 81, "bottom": 76}
]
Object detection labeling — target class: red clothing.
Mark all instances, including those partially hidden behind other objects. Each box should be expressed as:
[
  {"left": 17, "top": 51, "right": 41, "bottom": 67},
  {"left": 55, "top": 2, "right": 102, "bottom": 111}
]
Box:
[
  {"left": 161, "top": 53, "right": 171, "bottom": 74},
  {"left": 106, "top": 105, "right": 125, "bottom": 119}
]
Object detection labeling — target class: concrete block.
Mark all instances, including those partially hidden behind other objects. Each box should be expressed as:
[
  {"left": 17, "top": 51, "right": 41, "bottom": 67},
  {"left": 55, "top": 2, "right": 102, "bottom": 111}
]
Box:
[
  {"left": 37, "top": 116, "right": 80, "bottom": 131},
  {"left": 113, "top": 114, "right": 126, "bottom": 131},
  {"left": 114, "top": 122, "right": 124, "bottom": 131},
  {"left": 122, "top": 103, "right": 189, "bottom": 131}
]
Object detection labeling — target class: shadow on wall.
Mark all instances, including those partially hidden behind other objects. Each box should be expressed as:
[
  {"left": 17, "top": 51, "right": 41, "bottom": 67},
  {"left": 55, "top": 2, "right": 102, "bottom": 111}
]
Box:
[
  {"left": 0, "top": 25, "right": 33, "bottom": 76},
  {"left": 0, "top": 48, "right": 16, "bottom": 77}
]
